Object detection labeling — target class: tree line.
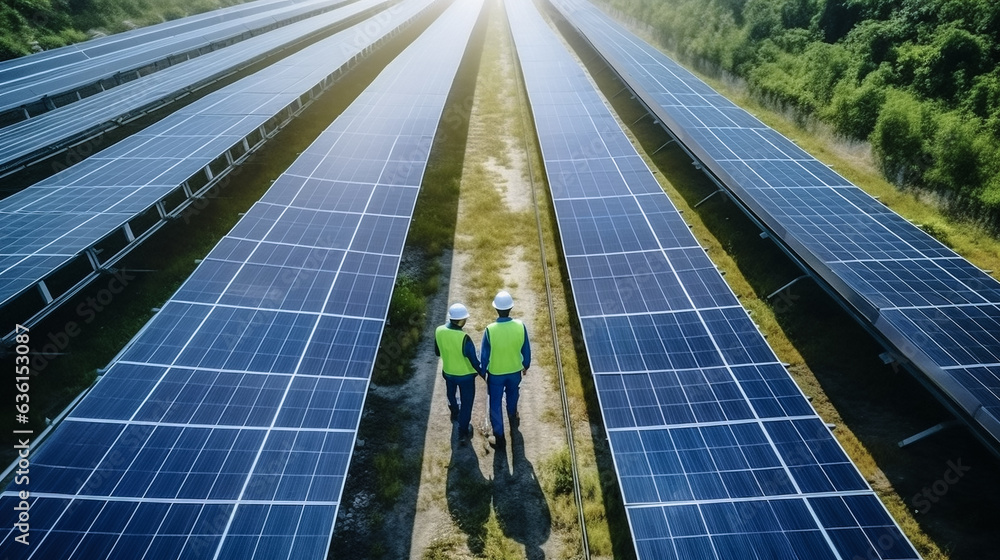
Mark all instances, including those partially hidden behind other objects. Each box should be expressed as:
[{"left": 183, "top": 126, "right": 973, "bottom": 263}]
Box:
[{"left": 607, "top": 0, "right": 1000, "bottom": 221}]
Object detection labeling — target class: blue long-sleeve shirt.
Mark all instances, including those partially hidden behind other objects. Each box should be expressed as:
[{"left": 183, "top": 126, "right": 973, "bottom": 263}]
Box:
[
  {"left": 434, "top": 323, "right": 482, "bottom": 375},
  {"left": 480, "top": 317, "right": 531, "bottom": 375}
]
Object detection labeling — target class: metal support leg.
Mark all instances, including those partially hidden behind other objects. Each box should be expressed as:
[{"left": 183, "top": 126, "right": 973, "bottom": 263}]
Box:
[
  {"left": 652, "top": 139, "right": 675, "bottom": 155},
  {"left": 84, "top": 248, "right": 102, "bottom": 271},
  {"left": 766, "top": 274, "right": 809, "bottom": 300},
  {"left": 37, "top": 281, "right": 54, "bottom": 304},
  {"left": 693, "top": 189, "right": 723, "bottom": 208},
  {"left": 899, "top": 420, "right": 962, "bottom": 448}
]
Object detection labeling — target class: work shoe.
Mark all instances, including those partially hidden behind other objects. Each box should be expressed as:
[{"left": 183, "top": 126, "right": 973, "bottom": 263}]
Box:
[{"left": 458, "top": 431, "right": 469, "bottom": 446}]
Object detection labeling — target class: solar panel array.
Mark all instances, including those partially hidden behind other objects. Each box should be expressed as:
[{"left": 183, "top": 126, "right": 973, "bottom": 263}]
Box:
[
  {"left": 0, "top": 0, "right": 389, "bottom": 176},
  {"left": 0, "top": 0, "right": 432, "bottom": 341},
  {"left": 0, "top": 0, "right": 353, "bottom": 125},
  {"left": 550, "top": 0, "right": 1000, "bottom": 450},
  {"left": 0, "top": 0, "right": 297, "bottom": 82},
  {"left": 505, "top": 0, "right": 921, "bottom": 558},
  {"left": 0, "top": 0, "right": 483, "bottom": 557}
]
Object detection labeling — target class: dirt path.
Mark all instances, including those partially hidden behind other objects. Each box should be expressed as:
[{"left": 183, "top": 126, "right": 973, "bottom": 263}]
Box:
[{"left": 406, "top": 5, "right": 572, "bottom": 558}]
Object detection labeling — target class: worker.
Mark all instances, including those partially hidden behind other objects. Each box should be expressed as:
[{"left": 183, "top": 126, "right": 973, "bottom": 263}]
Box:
[
  {"left": 481, "top": 290, "right": 531, "bottom": 447},
  {"left": 435, "top": 302, "right": 483, "bottom": 444}
]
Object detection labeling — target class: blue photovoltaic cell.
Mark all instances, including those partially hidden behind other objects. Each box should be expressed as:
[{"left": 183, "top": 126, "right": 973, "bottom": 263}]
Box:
[
  {"left": 0, "top": 1, "right": 485, "bottom": 558},
  {"left": 505, "top": 0, "right": 920, "bottom": 557},
  {"left": 551, "top": 0, "right": 1000, "bottom": 451}
]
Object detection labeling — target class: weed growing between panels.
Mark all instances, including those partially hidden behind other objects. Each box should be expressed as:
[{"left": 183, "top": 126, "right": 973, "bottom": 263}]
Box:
[
  {"left": 0, "top": 18, "right": 442, "bottom": 466},
  {"left": 544, "top": 4, "right": 1000, "bottom": 559}
]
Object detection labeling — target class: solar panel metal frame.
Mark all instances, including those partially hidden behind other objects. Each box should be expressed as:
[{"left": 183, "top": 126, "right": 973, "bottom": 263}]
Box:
[
  {"left": 0, "top": 0, "right": 484, "bottom": 557},
  {"left": 505, "top": 0, "right": 922, "bottom": 558},
  {"left": 548, "top": 0, "right": 1000, "bottom": 457}
]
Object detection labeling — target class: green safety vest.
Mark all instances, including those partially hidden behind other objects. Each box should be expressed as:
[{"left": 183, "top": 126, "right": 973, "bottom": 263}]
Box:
[
  {"left": 485, "top": 319, "right": 525, "bottom": 375},
  {"left": 436, "top": 325, "right": 477, "bottom": 375}
]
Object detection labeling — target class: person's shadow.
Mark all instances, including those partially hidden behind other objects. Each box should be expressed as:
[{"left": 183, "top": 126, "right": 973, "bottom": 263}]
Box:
[
  {"left": 446, "top": 424, "right": 491, "bottom": 554},
  {"left": 492, "top": 424, "right": 552, "bottom": 559}
]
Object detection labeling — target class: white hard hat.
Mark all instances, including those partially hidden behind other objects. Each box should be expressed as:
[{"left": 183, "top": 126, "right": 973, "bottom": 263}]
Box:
[
  {"left": 492, "top": 290, "right": 514, "bottom": 310},
  {"left": 448, "top": 303, "right": 470, "bottom": 320}
]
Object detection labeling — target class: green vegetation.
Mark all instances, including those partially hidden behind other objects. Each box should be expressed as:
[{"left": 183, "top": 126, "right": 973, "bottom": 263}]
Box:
[
  {"left": 480, "top": 512, "right": 522, "bottom": 560},
  {"left": 0, "top": 0, "right": 250, "bottom": 60},
  {"left": 374, "top": 446, "right": 407, "bottom": 504},
  {"left": 605, "top": 0, "right": 1000, "bottom": 220}
]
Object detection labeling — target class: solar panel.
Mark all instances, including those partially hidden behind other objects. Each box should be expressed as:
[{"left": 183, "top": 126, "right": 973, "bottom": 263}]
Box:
[
  {"left": 504, "top": 0, "right": 921, "bottom": 558},
  {"left": 0, "top": 0, "right": 307, "bottom": 82},
  {"left": 0, "top": 0, "right": 438, "bottom": 342},
  {"left": 0, "top": 0, "right": 484, "bottom": 557},
  {"left": 0, "top": 0, "right": 392, "bottom": 177},
  {"left": 550, "top": 0, "right": 1000, "bottom": 451},
  {"left": 0, "top": 0, "right": 357, "bottom": 125}
]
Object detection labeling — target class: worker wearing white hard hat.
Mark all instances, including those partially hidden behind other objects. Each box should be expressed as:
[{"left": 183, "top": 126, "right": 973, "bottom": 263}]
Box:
[
  {"left": 481, "top": 290, "right": 531, "bottom": 447},
  {"left": 434, "top": 302, "right": 483, "bottom": 444}
]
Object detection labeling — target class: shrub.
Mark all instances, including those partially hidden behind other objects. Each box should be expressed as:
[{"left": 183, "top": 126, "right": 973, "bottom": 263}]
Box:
[
  {"left": 388, "top": 276, "right": 423, "bottom": 328},
  {"left": 925, "top": 111, "right": 987, "bottom": 196},
  {"left": 826, "top": 75, "right": 887, "bottom": 139},
  {"left": 870, "top": 90, "right": 931, "bottom": 183}
]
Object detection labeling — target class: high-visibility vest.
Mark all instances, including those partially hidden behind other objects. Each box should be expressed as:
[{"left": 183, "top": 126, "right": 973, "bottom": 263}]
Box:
[
  {"left": 485, "top": 319, "right": 525, "bottom": 375},
  {"left": 436, "top": 325, "right": 477, "bottom": 375}
]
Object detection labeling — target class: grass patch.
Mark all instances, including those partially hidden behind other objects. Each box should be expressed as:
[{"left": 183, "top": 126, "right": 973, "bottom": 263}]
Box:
[
  {"left": 375, "top": 447, "right": 407, "bottom": 504},
  {"left": 452, "top": 25, "right": 533, "bottom": 304},
  {"left": 480, "top": 512, "right": 522, "bottom": 560},
  {"left": 422, "top": 536, "right": 464, "bottom": 560},
  {"left": 373, "top": 271, "right": 429, "bottom": 385}
]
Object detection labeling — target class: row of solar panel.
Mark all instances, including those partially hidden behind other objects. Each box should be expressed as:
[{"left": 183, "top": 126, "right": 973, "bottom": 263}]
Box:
[
  {"left": 0, "top": 0, "right": 300, "bottom": 79},
  {"left": 549, "top": 0, "right": 1000, "bottom": 449},
  {"left": 0, "top": 0, "right": 432, "bottom": 342},
  {"left": 505, "top": 0, "right": 921, "bottom": 558},
  {"left": 0, "top": 0, "right": 483, "bottom": 558},
  {"left": 0, "top": 0, "right": 392, "bottom": 177},
  {"left": 0, "top": 0, "right": 355, "bottom": 124}
]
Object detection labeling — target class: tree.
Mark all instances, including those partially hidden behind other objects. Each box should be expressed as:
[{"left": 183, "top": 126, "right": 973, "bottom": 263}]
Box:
[
  {"left": 827, "top": 74, "right": 887, "bottom": 139},
  {"left": 925, "top": 112, "right": 986, "bottom": 195},
  {"left": 871, "top": 90, "right": 930, "bottom": 183}
]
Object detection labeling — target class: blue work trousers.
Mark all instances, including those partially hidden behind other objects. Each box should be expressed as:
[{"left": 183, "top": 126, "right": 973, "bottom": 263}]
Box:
[
  {"left": 487, "top": 372, "right": 521, "bottom": 437},
  {"left": 444, "top": 373, "right": 476, "bottom": 436}
]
